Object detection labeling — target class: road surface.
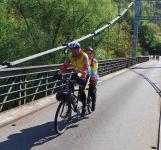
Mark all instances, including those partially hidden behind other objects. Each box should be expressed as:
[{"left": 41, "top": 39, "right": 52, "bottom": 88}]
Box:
[{"left": 0, "top": 60, "right": 161, "bottom": 150}]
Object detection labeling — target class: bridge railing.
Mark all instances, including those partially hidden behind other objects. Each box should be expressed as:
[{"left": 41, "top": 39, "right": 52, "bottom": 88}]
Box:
[{"left": 0, "top": 57, "right": 149, "bottom": 112}]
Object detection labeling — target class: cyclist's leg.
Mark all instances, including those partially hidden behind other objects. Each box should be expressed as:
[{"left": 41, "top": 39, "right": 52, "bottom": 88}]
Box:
[
  {"left": 67, "top": 74, "right": 79, "bottom": 113},
  {"left": 70, "top": 74, "right": 85, "bottom": 113},
  {"left": 71, "top": 75, "right": 87, "bottom": 116},
  {"left": 89, "top": 80, "right": 97, "bottom": 111},
  {"left": 79, "top": 85, "right": 86, "bottom": 116},
  {"left": 69, "top": 74, "right": 77, "bottom": 92}
]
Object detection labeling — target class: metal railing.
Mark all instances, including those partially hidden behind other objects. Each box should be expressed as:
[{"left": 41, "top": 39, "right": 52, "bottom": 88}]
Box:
[{"left": 0, "top": 56, "right": 149, "bottom": 112}]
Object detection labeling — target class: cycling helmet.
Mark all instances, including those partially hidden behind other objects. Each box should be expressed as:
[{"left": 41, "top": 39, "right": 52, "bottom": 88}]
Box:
[
  {"left": 84, "top": 47, "right": 93, "bottom": 52},
  {"left": 68, "top": 42, "right": 80, "bottom": 49}
]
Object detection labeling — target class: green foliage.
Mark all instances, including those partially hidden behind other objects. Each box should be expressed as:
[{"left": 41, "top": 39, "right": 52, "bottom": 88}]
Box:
[
  {"left": 139, "top": 22, "right": 161, "bottom": 55},
  {"left": 0, "top": 0, "right": 122, "bottom": 65},
  {"left": 138, "top": 1, "right": 161, "bottom": 55},
  {"left": 1, "top": 0, "right": 160, "bottom": 65}
]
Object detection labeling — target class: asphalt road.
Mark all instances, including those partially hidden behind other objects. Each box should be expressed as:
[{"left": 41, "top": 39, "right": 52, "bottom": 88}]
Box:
[{"left": 0, "top": 60, "right": 161, "bottom": 150}]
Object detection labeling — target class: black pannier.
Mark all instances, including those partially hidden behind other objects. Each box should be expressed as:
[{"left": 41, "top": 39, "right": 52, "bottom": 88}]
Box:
[{"left": 56, "top": 89, "right": 71, "bottom": 101}]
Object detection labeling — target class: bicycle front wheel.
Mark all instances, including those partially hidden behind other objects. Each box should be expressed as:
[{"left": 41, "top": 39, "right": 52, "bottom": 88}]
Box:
[{"left": 55, "top": 101, "right": 71, "bottom": 134}]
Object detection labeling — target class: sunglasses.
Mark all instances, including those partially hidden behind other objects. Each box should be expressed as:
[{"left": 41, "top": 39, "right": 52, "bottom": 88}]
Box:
[{"left": 87, "top": 52, "right": 92, "bottom": 55}]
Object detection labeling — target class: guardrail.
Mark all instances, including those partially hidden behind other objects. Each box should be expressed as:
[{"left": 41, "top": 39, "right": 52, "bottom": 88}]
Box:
[{"left": 0, "top": 57, "right": 149, "bottom": 112}]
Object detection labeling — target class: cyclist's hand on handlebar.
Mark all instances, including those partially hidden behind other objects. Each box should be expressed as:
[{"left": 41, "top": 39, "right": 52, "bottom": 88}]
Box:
[{"left": 77, "top": 73, "right": 83, "bottom": 78}]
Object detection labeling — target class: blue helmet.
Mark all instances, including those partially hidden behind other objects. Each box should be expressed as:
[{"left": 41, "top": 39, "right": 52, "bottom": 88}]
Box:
[{"left": 68, "top": 42, "right": 80, "bottom": 49}]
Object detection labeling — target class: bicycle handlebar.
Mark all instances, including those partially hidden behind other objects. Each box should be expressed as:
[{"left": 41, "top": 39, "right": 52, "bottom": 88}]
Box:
[
  {"left": 56, "top": 78, "right": 78, "bottom": 85},
  {"left": 53, "top": 73, "right": 75, "bottom": 83}
]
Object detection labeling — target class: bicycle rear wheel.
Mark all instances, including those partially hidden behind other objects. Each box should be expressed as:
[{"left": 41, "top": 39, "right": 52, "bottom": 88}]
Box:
[{"left": 55, "top": 101, "right": 71, "bottom": 134}]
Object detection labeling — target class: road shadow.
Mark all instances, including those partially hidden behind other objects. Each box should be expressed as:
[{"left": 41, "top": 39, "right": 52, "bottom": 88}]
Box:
[
  {"left": 0, "top": 121, "right": 58, "bottom": 150},
  {"left": 0, "top": 114, "right": 89, "bottom": 150}
]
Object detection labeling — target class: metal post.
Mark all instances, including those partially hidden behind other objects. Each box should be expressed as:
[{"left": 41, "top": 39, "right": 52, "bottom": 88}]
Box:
[
  {"left": 45, "top": 72, "right": 48, "bottom": 96},
  {"left": 24, "top": 76, "right": 27, "bottom": 104},
  {"left": 18, "top": 76, "right": 22, "bottom": 106},
  {"left": 132, "top": 0, "right": 141, "bottom": 58}
]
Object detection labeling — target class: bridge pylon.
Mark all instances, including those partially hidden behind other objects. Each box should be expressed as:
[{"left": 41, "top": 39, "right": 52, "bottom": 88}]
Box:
[
  {"left": 132, "top": 0, "right": 141, "bottom": 58},
  {"left": 132, "top": 0, "right": 161, "bottom": 58}
]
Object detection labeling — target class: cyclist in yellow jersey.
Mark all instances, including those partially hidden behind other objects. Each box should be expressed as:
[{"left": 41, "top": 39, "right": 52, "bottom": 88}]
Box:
[
  {"left": 84, "top": 47, "right": 99, "bottom": 111},
  {"left": 58, "top": 42, "right": 91, "bottom": 117}
]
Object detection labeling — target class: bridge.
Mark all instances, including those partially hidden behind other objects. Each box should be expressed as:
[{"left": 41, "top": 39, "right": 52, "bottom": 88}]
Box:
[{"left": 0, "top": 1, "right": 161, "bottom": 150}]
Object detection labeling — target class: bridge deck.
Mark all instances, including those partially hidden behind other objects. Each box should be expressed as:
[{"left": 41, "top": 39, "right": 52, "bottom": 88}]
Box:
[{"left": 0, "top": 60, "right": 161, "bottom": 150}]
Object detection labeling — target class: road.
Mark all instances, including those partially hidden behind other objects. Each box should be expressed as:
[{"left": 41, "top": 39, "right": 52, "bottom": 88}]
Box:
[{"left": 0, "top": 60, "right": 161, "bottom": 150}]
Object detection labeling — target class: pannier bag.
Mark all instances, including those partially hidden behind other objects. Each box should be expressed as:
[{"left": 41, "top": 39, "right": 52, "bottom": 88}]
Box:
[{"left": 56, "top": 89, "right": 71, "bottom": 101}]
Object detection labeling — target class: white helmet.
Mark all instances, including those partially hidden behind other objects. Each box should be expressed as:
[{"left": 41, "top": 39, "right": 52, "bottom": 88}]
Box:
[{"left": 68, "top": 42, "right": 80, "bottom": 49}]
